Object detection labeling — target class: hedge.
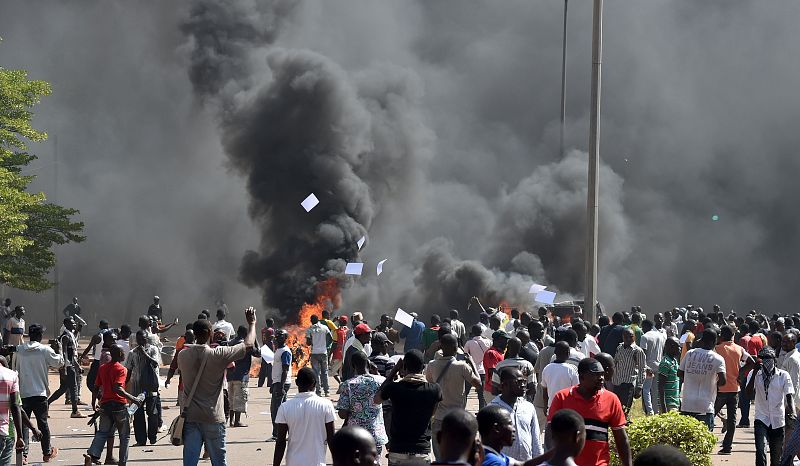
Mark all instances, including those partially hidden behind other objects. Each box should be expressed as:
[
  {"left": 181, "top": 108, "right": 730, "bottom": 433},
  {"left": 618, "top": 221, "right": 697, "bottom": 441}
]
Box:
[{"left": 610, "top": 411, "right": 716, "bottom": 466}]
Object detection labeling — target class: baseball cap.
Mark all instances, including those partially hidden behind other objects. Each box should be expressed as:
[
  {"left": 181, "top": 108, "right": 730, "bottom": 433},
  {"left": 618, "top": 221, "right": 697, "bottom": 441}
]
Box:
[
  {"left": 372, "top": 332, "right": 390, "bottom": 344},
  {"left": 354, "top": 323, "right": 372, "bottom": 336},
  {"left": 338, "top": 315, "right": 348, "bottom": 323},
  {"left": 579, "top": 358, "right": 605, "bottom": 374},
  {"left": 479, "top": 312, "right": 490, "bottom": 319},
  {"left": 28, "top": 324, "right": 44, "bottom": 335},
  {"left": 491, "top": 330, "right": 510, "bottom": 340}
]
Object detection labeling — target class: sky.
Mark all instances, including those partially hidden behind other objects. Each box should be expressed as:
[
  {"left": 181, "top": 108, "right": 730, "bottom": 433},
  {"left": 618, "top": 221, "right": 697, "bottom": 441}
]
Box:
[{"left": 2, "top": 0, "right": 800, "bottom": 328}]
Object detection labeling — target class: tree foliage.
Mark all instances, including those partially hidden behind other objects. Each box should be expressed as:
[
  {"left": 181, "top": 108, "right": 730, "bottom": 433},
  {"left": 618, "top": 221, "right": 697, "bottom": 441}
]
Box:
[
  {"left": 0, "top": 65, "right": 85, "bottom": 291},
  {"left": 610, "top": 411, "right": 716, "bottom": 466}
]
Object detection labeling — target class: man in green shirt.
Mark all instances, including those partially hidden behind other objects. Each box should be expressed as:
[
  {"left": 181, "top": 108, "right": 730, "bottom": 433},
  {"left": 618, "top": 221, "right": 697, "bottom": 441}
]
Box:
[
  {"left": 422, "top": 315, "right": 442, "bottom": 352},
  {"left": 658, "top": 337, "right": 682, "bottom": 412}
]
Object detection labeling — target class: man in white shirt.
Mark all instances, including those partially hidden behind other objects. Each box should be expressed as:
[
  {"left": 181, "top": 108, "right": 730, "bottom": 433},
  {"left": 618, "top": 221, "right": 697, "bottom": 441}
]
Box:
[
  {"left": 489, "top": 367, "right": 543, "bottom": 462},
  {"left": 779, "top": 332, "right": 800, "bottom": 425},
  {"left": 678, "top": 329, "right": 726, "bottom": 430},
  {"left": 747, "top": 347, "right": 795, "bottom": 466},
  {"left": 541, "top": 342, "right": 579, "bottom": 412},
  {"left": 573, "top": 322, "right": 600, "bottom": 358},
  {"left": 16, "top": 323, "right": 63, "bottom": 462},
  {"left": 464, "top": 325, "right": 491, "bottom": 409},
  {"left": 639, "top": 319, "right": 667, "bottom": 415},
  {"left": 274, "top": 367, "right": 336, "bottom": 466},
  {"left": 212, "top": 309, "right": 235, "bottom": 341},
  {"left": 305, "top": 314, "right": 332, "bottom": 397}
]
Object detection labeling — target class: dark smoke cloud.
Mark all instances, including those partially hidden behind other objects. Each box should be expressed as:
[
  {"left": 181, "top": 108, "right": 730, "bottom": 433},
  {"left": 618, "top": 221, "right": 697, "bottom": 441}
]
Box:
[{"left": 3, "top": 0, "right": 799, "bottom": 328}]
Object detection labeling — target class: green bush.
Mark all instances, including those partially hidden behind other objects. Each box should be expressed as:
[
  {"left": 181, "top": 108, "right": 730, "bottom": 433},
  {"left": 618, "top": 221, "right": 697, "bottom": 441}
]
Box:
[{"left": 610, "top": 411, "right": 716, "bottom": 466}]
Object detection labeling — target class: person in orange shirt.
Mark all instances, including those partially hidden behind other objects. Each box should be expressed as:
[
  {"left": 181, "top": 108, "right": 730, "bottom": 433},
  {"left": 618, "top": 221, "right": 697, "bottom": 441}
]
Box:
[{"left": 715, "top": 325, "right": 754, "bottom": 454}]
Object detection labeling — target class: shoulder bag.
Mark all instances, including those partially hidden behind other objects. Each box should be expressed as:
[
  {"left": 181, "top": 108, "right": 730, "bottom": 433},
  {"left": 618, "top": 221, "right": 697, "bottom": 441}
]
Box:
[{"left": 169, "top": 347, "right": 210, "bottom": 446}]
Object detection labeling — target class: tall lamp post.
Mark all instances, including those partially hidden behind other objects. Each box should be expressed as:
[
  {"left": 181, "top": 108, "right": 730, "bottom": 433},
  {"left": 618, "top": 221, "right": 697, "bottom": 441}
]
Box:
[
  {"left": 584, "top": 0, "right": 603, "bottom": 324},
  {"left": 559, "top": 0, "right": 568, "bottom": 158}
]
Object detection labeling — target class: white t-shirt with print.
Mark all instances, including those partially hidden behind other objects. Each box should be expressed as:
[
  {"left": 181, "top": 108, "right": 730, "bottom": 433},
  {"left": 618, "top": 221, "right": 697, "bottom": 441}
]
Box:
[
  {"left": 679, "top": 347, "right": 726, "bottom": 414},
  {"left": 305, "top": 323, "right": 331, "bottom": 355}
]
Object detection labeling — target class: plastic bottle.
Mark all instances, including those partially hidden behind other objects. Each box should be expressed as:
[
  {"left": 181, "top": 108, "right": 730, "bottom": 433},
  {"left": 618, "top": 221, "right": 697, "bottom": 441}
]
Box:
[{"left": 127, "top": 393, "right": 146, "bottom": 416}]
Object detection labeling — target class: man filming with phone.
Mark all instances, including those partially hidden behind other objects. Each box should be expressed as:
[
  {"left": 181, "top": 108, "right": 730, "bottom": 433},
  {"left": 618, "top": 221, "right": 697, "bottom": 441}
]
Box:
[{"left": 374, "top": 349, "right": 441, "bottom": 466}]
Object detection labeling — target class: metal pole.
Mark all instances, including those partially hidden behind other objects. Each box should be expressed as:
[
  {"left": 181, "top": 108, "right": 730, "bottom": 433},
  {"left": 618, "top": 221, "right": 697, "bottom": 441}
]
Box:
[
  {"left": 53, "top": 136, "right": 59, "bottom": 339},
  {"left": 584, "top": 0, "right": 603, "bottom": 324},
  {"left": 559, "top": 0, "right": 568, "bottom": 158}
]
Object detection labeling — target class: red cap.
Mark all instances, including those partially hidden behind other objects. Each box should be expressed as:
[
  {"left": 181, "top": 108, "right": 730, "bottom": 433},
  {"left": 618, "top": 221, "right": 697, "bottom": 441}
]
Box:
[
  {"left": 354, "top": 323, "right": 372, "bottom": 336},
  {"left": 338, "top": 315, "right": 348, "bottom": 323}
]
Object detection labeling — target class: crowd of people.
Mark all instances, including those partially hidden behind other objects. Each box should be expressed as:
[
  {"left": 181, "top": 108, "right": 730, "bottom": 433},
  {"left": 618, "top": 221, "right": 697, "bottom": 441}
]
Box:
[{"left": 1, "top": 294, "right": 798, "bottom": 466}]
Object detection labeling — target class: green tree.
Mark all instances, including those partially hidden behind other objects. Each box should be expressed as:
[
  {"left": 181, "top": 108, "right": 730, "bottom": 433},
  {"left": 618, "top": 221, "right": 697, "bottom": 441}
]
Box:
[{"left": 0, "top": 66, "right": 85, "bottom": 291}]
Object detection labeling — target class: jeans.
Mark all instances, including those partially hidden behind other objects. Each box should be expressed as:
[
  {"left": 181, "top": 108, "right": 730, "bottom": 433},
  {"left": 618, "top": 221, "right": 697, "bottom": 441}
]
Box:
[
  {"left": 257, "top": 362, "right": 272, "bottom": 387},
  {"left": 613, "top": 383, "right": 635, "bottom": 417},
  {"left": 755, "top": 419, "right": 784, "bottom": 466},
  {"left": 0, "top": 435, "right": 12, "bottom": 466},
  {"left": 87, "top": 403, "right": 130, "bottom": 465},
  {"left": 48, "top": 366, "right": 79, "bottom": 412},
  {"left": 642, "top": 377, "right": 654, "bottom": 415},
  {"left": 270, "top": 383, "right": 290, "bottom": 437},
  {"left": 739, "top": 377, "right": 751, "bottom": 426},
  {"left": 310, "top": 353, "right": 330, "bottom": 395},
  {"left": 387, "top": 451, "right": 430, "bottom": 466},
  {"left": 22, "top": 396, "right": 52, "bottom": 457},
  {"left": 133, "top": 392, "right": 160, "bottom": 445},
  {"left": 183, "top": 422, "right": 227, "bottom": 466},
  {"left": 681, "top": 411, "right": 714, "bottom": 431},
  {"left": 714, "top": 392, "right": 738, "bottom": 450},
  {"left": 431, "top": 418, "right": 443, "bottom": 461}
]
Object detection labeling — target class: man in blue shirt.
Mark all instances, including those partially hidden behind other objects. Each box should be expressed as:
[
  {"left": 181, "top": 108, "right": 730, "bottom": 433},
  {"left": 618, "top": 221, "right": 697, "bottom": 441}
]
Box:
[
  {"left": 477, "top": 405, "right": 549, "bottom": 466},
  {"left": 399, "top": 313, "right": 425, "bottom": 352}
]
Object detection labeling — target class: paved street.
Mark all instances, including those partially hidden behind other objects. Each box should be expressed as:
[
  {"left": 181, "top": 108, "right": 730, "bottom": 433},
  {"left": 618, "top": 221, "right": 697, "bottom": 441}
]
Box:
[{"left": 32, "top": 367, "right": 765, "bottom": 466}]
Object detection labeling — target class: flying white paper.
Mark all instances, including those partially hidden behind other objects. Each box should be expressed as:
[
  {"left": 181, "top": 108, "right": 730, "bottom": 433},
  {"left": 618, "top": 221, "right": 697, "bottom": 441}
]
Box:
[
  {"left": 534, "top": 290, "right": 557, "bottom": 305},
  {"left": 357, "top": 236, "right": 366, "bottom": 250},
  {"left": 394, "top": 308, "right": 415, "bottom": 327},
  {"left": 345, "top": 262, "right": 364, "bottom": 275},
  {"left": 528, "top": 283, "right": 547, "bottom": 294},
  {"left": 301, "top": 193, "right": 320, "bottom": 212},
  {"left": 261, "top": 346, "right": 275, "bottom": 362},
  {"left": 377, "top": 259, "right": 388, "bottom": 276}
]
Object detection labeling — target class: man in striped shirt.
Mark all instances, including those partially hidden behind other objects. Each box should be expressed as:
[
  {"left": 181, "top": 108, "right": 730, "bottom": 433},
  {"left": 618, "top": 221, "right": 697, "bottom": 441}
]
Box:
[
  {"left": 658, "top": 337, "right": 682, "bottom": 412},
  {"left": 611, "top": 328, "right": 646, "bottom": 417},
  {"left": 548, "top": 358, "right": 631, "bottom": 466}
]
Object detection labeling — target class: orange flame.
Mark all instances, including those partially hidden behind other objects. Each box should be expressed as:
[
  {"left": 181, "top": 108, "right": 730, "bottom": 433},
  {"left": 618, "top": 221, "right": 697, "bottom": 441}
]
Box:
[{"left": 286, "top": 278, "right": 342, "bottom": 369}]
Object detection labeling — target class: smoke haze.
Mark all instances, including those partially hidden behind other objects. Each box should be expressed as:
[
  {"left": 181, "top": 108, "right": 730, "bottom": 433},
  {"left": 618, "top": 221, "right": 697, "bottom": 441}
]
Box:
[{"left": 2, "top": 1, "right": 800, "bottom": 327}]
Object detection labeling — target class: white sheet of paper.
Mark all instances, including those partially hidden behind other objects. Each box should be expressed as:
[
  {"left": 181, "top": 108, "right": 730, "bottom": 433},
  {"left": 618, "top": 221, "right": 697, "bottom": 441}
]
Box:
[
  {"left": 261, "top": 346, "right": 274, "bottom": 362},
  {"left": 395, "top": 308, "right": 414, "bottom": 327},
  {"left": 345, "top": 262, "right": 364, "bottom": 275},
  {"left": 528, "top": 283, "right": 547, "bottom": 294},
  {"left": 357, "top": 236, "right": 366, "bottom": 250},
  {"left": 534, "top": 290, "right": 556, "bottom": 304},
  {"left": 377, "top": 259, "right": 388, "bottom": 276},
  {"left": 301, "top": 193, "right": 320, "bottom": 212}
]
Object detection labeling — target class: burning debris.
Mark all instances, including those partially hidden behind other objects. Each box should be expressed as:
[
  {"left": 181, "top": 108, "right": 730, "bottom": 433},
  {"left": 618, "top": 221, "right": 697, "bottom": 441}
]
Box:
[{"left": 283, "top": 278, "right": 342, "bottom": 369}]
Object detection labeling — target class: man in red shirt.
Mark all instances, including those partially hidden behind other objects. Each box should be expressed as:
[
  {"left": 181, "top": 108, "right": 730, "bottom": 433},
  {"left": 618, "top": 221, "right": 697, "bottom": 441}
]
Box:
[
  {"left": 83, "top": 345, "right": 143, "bottom": 466},
  {"left": 331, "top": 316, "right": 349, "bottom": 384},
  {"left": 548, "top": 358, "right": 631, "bottom": 466},
  {"left": 483, "top": 331, "right": 509, "bottom": 402},
  {"left": 739, "top": 321, "right": 765, "bottom": 428}
]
